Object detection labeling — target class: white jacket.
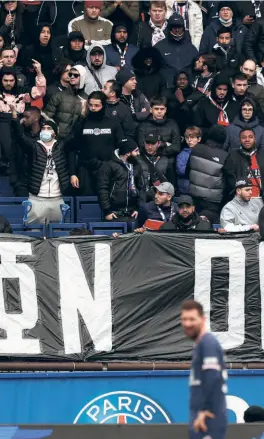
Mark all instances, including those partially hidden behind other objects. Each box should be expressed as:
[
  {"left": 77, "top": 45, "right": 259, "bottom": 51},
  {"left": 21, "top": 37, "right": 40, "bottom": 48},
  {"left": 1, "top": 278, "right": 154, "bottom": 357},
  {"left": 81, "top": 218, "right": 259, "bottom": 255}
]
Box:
[{"left": 165, "top": 0, "right": 203, "bottom": 49}]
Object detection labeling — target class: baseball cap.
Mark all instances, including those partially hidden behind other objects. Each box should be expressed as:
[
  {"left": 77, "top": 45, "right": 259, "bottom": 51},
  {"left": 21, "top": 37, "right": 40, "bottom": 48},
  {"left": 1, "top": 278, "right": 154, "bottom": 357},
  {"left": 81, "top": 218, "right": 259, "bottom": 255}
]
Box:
[
  {"left": 90, "top": 46, "right": 104, "bottom": 55},
  {"left": 177, "top": 195, "right": 194, "bottom": 206},
  {"left": 169, "top": 13, "right": 185, "bottom": 28},
  {"left": 235, "top": 179, "right": 252, "bottom": 189},
  {"left": 145, "top": 133, "right": 160, "bottom": 144},
  {"left": 155, "top": 182, "right": 175, "bottom": 197}
]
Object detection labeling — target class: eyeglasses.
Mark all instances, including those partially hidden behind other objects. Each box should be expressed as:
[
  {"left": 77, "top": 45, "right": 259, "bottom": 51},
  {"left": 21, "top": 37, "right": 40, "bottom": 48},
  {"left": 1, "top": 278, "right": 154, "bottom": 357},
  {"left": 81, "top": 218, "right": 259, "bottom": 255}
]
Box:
[{"left": 69, "top": 73, "right": 80, "bottom": 78}]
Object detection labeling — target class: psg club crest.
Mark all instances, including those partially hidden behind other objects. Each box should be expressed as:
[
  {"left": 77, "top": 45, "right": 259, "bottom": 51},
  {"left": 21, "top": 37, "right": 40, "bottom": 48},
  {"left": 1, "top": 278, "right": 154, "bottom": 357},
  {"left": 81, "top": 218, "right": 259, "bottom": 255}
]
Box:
[{"left": 74, "top": 391, "right": 171, "bottom": 424}]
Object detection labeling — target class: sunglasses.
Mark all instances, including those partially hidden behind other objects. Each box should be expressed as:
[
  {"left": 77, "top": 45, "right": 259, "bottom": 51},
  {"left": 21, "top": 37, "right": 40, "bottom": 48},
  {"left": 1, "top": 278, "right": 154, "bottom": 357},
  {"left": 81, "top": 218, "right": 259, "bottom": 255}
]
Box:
[{"left": 69, "top": 72, "right": 80, "bottom": 78}]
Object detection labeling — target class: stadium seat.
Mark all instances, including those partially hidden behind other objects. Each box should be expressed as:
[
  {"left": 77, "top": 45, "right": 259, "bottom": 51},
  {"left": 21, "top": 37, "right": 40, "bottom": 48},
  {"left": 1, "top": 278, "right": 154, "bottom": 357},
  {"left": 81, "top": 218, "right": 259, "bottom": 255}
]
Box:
[
  {"left": 76, "top": 197, "right": 102, "bottom": 223},
  {"left": 88, "top": 222, "right": 127, "bottom": 236},
  {"left": 12, "top": 224, "right": 46, "bottom": 238},
  {"left": 213, "top": 224, "right": 221, "bottom": 231},
  {"left": 63, "top": 197, "right": 74, "bottom": 222},
  {"left": 0, "top": 197, "right": 27, "bottom": 224},
  {"left": 48, "top": 222, "right": 87, "bottom": 238},
  {"left": 0, "top": 177, "right": 14, "bottom": 196}
]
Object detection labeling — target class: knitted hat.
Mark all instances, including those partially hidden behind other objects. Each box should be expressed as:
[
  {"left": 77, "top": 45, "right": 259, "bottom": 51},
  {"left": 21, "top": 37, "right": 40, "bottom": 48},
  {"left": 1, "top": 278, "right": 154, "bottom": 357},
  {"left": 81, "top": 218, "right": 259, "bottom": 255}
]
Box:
[
  {"left": 115, "top": 24, "right": 128, "bottom": 33},
  {"left": 218, "top": 1, "right": 236, "bottom": 15},
  {"left": 85, "top": 0, "right": 102, "bottom": 9},
  {"left": 42, "top": 120, "right": 58, "bottom": 136},
  {"left": 68, "top": 31, "right": 85, "bottom": 43},
  {"left": 116, "top": 68, "right": 135, "bottom": 86},
  {"left": 119, "top": 138, "right": 139, "bottom": 155}
]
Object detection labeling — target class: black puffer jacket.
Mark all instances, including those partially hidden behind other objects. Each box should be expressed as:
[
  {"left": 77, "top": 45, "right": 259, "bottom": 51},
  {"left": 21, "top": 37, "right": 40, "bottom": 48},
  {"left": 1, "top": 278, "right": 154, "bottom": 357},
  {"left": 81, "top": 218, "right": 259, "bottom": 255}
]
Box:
[
  {"left": 97, "top": 150, "right": 144, "bottom": 215},
  {"left": 137, "top": 152, "right": 168, "bottom": 201},
  {"left": 12, "top": 118, "right": 69, "bottom": 196},
  {"left": 244, "top": 19, "right": 264, "bottom": 64},
  {"left": 137, "top": 116, "right": 181, "bottom": 156}
]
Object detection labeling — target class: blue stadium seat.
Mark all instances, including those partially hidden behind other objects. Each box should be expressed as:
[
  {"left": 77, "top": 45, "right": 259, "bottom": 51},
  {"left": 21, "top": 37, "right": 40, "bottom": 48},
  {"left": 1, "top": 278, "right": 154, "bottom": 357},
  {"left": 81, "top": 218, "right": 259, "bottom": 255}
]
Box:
[
  {"left": 0, "top": 197, "right": 27, "bottom": 224},
  {"left": 0, "top": 177, "right": 14, "bottom": 196},
  {"left": 89, "top": 222, "right": 127, "bottom": 236},
  {"left": 12, "top": 224, "right": 46, "bottom": 238},
  {"left": 63, "top": 197, "right": 74, "bottom": 222},
  {"left": 213, "top": 224, "right": 221, "bottom": 231},
  {"left": 48, "top": 222, "right": 87, "bottom": 238},
  {"left": 76, "top": 197, "right": 102, "bottom": 223}
]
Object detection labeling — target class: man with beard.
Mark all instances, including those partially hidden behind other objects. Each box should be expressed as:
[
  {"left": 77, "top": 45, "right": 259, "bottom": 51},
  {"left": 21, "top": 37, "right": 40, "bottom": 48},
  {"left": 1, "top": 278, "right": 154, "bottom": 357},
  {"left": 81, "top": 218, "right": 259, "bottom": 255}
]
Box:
[
  {"left": 192, "top": 54, "right": 217, "bottom": 95},
  {"left": 104, "top": 22, "right": 138, "bottom": 70},
  {"left": 69, "top": 91, "right": 124, "bottom": 195},
  {"left": 181, "top": 300, "right": 227, "bottom": 439},
  {"left": 160, "top": 195, "right": 212, "bottom": 231},
  {"left": 212, "top": 27, "right": 244, "bottom": 78},
  {"left": 84, "top": 43, "right": 117, "bottom": 95},
  {"left": 240, "top": 59, "right": 264, "bottom": 114}
]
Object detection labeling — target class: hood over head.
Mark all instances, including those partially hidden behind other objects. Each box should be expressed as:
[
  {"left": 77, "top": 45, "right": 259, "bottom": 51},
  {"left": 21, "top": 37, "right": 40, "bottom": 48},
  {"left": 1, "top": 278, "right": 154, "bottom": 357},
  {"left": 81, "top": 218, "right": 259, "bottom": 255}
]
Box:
[
  {"left": 73, "top": 64, "right": 87, "bottom": 89},
  {"left": 110, "top": 22, "right": 130, "bottom": 46},
  {"left": 132, "top": 47, "right": 163, "bottom": 74},
  {"left": 86, "top": 42, "right": 106, "bottom": 69},
  {"left": 174, "top": 70, "right": 193, "bottom": 96},
  {"left": 33, "top": 24, "right": 52, "bottom": 48},
  {"left": 66, "top": 31, "right": 87, "bottom": 63},
  {"left": 210, "top": 73, "right": 233, "bottom": 102},
  {"left": 239, "top": 96, "right": 257, "bottom": 121}
]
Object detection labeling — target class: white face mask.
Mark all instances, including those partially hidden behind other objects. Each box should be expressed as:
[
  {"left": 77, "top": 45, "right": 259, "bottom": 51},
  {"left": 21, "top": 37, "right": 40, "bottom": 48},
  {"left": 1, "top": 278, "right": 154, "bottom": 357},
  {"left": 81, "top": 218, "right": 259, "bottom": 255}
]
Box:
[{"left": 40, "top": 131, "right": 53, "bottom": 142}]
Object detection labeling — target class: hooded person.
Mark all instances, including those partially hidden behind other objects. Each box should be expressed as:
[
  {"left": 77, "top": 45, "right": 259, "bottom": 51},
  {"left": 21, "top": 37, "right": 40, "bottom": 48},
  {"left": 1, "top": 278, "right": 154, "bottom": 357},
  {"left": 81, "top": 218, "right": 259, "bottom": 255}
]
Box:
[
  {"left": 225, "top": 97, "right": 264, "bottom": 151},
  {"left": 104, "top": 22, "right": 138, "bottom": 70},
  {"left": 55, "top": 31, "right": 87, "bottom": 66},
  {"left": 84, "top": 42, "right": 117, "bottom": 95},
  {"left": 199, "top": 1, "right": 248, "bottom": 55},
  {"left": 194, "top": 74, "right": 240, "bottom": 140},
  {"left": 164, "top": 69, "right": 205, "bottom": 135},
  {"left": 131, "top": 46, "right": 167, "bottom": 100},
  {"left": 155, "top": 13, "right": 198, "bottom": 87},
  {"left": 44, "top": 64, "right": 88, "bottom": 139},
  {"left": 68, "top": 0, "right": 113, "bottom": 46},
  {"left": 17, "top": 24, "right": 55, "bottom": 86}
]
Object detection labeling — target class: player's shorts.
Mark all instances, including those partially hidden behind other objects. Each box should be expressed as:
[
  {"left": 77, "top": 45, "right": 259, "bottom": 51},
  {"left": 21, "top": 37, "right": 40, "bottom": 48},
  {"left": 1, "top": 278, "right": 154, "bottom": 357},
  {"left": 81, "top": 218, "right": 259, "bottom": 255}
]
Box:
[{"left": 189, "top": 428, "right": 226, "bottom": 439}]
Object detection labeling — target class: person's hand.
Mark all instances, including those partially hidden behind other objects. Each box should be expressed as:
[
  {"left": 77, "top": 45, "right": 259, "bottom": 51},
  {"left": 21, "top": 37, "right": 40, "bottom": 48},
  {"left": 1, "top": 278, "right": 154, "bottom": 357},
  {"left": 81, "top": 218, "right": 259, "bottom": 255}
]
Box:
[
  {"left": 134, "top": 227, "right": 145, "bottom": 233},
  {"left": 9, "top": 103, "right": 17, "bottom": 117},
  {"left": 105, "top": 213, "right": 118, "bottom": 220},
  {"left": 141, "top": 108, "right": 147, "bottom": 112},
  {"left": 70, "top": 175, "right": 79, "bottom": 188},
  {"left": 175, "top": 88, "right": 185, "bottom": 103},
  {"left": 243, "top": 15, "right": 255, "bottom": 25},
  {"left": 80, "top": 100, "right": 88, "bottom": 117},
  {"left": 5, "top": 13, "right": 14, "bottom": 26},
  {"left": 218, "top": 228, "right": 227, "bottom": 234},
  {"left": 32, "top": 59, "right": 42, "bottom": 75},
  {"left": 112, "top": 232, "right": 119, "bottom": 238},
  {"left": 193, "top": 411, "right": 215, "bottom": 433},
  {"left": 0, "top": 59, "right": 4, "bottom": 70},
  {"left": 131, "top": 211, "right": 138, "bottom": 219},
  {"left": 250, "top": 224, "right": 260, "bottom": 231}
]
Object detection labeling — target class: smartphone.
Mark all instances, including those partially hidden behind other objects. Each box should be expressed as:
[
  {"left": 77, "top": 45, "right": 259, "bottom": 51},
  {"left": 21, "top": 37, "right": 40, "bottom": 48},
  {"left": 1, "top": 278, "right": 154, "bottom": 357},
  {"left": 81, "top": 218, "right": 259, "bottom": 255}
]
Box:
[{"left": 250, "top": 14, "right": 256, "bottom": 19}]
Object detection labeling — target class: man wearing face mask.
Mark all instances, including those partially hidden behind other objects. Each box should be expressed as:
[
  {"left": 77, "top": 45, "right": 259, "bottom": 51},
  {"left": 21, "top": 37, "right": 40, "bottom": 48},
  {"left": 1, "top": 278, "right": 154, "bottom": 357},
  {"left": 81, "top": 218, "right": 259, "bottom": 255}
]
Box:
[
  {"left": 11, "top": 109, "right": 71, "bottom": 225},
  {"left": 155, "top": 13, "right": 198, "bottom": 87}
]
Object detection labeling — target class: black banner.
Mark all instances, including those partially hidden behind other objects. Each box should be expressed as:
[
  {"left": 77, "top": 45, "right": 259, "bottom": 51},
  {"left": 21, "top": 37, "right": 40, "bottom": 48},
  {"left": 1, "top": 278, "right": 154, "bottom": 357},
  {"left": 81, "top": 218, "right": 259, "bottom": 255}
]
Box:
[
  {"left": 0, "top": 232, "right": 263, "bottom": 362},
  {"left": 3, "top": 424, "right": 264, "bottom": 439}
]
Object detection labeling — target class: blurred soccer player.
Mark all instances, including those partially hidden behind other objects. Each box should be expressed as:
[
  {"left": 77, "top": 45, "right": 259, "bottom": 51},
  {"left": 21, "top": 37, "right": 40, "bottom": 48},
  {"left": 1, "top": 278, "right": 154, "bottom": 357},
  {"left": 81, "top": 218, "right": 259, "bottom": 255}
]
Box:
[{"left": 181, "top": 300, "right": 227, "bottom": 439}]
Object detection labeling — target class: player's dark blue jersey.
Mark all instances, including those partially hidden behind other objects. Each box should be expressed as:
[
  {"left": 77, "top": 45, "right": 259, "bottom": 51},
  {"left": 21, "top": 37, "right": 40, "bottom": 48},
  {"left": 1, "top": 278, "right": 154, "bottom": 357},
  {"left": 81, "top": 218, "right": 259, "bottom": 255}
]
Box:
[{"left": 189, "top": 332, "right": 227, "bottom": 433}]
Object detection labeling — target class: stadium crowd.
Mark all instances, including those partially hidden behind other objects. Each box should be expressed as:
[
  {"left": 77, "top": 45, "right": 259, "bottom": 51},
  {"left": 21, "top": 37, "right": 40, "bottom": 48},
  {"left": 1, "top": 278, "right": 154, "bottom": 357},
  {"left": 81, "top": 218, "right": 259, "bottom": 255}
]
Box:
[{"left": 0, "top": 0, "right": 264, "bottom": 233}]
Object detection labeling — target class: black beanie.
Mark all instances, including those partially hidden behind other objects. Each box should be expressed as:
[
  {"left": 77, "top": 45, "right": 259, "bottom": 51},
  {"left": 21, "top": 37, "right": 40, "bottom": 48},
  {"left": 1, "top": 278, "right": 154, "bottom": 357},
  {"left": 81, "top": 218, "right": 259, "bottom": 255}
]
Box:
[
  {"left": 119, "top": 138, "right": 138, "bottom": 155},
  {"left": 244, "top": 406, "right": 264, "bottom": 423},
  {"left": 218, "top": 1, "right": 237, "bottom": 16},
  {"left": 68, "top": 31, "right": 85, "bottom": 43},
  {"left": 116, "top": 68, "right": 135, "bottom": 86},
  {"left": 42, "top": 120, "right": 58, "bottom": 136},
  {"left": 207, "top": 124, "right": 227, "bottom": 145}
]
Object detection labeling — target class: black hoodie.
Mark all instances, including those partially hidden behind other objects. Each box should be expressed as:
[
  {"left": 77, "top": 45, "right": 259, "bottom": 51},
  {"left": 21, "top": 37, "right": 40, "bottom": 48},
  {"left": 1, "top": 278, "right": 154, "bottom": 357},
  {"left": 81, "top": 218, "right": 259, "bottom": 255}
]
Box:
[
  {"left": 55, "top": 31, "right": 87, "bottom": 66},
  {"left": 131, "top": 47, "right": 166, "bottom": 100}
]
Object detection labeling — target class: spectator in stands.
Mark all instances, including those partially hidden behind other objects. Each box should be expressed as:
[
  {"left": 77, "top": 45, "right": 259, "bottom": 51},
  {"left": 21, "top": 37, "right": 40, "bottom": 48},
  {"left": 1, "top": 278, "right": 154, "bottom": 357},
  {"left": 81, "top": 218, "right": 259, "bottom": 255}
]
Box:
[
  {"left": 189, "top": 125, "right": 228, "bottom": 224},
  {"left": 236, "top": 1, "right": 264, "bottom": 25},
  {"left": 69, "top": 91, "right": 124, "bottom": 196},
  {"left": 165, "top": 0, "right": 203, "bottom": 50},
  {"left": 103, "top": 79, "right": 137, "bottom": 138},
  {"left": 165, "top": 70, "right": 205, "bottom": 135},
  {"left": 220, "top": 179, "right": 260, "bottom": 232},
  {"left": 18, "top": 24, "right": 55, "bottom": 86},
  {"left": 97, "top": 138, "right": 143, "bottom": 221},
  {"left": 240, "top": 60, "right": 264, "bottom": 114},
  {"left": 55, "top": 32, "right": 87, "bottom": 67},
  {"left": 44, "top": 60, "right": 73, "bottom": 106},
  {"left": 224, "top": 128, "right": 264, "bottom": 203},
  {"left": 0, "top": 32, "right": 7, "bottom": 51},
  {"left": 244, "top": 406, "right": 264, "bottom": 423},
  {"left": 0, "top": 214, "right": 12, "bottom": 233},
  {"left": 192, "top": 54, "right": 216, "bottom": 95},
  {"left": 155, "top": 13, "right": 198, "bottom": 87},
  {"left": 132, "top": 47, "right": 166, "bottom": 100},
  {"left": 160, "top": 194, "right": 212, "bottom": 231},
  {"left": 0, "top": 1, "right": 25, "bottom": 48},
  {"left": 138, "top": 182, "right": 177, "bottom": 229},
  {"left": 104, "top": 23, "right": 138, "bottom": 70},
  {"left": 212, "top": 27, "right": 244, "bottom": 78},
  {"left": 11, "top": 112, "right": 70, "bottom": 225},
  {"left": 44, "top": 65, "right": 88, "bottom": 139},
  {"left": 244, "top": 18, "right": 264, "bottom": 65},
  {"left": 0, "top": 46, "right": 27, "bottom": 87},
  {"left": 177, "top": 126, "right": 202, "bottom": 195},
  {"left": 225, "top": 98, "right": 264, "bottom": 151},
  {"left": 116, "top": 67, "right": 150, "bottom": 122},
  {"left": 194, "top": 74, "right": 239, "bottom": 140},
  {"left": 84, "top": 43, "right": 117, "bottom": 96},
  {"left": 199, "top": 2, "right": 247, "bottom": 55},
  {"left": 101, "top": 1, "right": 139, "bottom": 32},
  {"left": 131, "top": 1, "right": 168, "bottom": 48},
  {"left": 137, "top": 133, "right": 169, "bottom": 202},
  {"left": 10, "top": 106, "right": 42, "bottom": 197},
  {"left": 69, "top": 1, "right": 112, "bottom": 46}
]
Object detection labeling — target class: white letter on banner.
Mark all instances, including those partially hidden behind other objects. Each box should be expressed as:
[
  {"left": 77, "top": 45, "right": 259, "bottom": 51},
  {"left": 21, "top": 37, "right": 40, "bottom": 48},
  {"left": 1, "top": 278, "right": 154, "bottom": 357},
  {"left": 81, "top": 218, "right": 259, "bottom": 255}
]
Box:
[
  {"left": 0, "top": 242, "right": 40, "bottom": 354},
  {"left": 194, "top": 239, "right": 245, "bottom": 349},
  {"left": 258, "top": 242, "right": 264, "bottom": 349},
  {"left": 59, "top": 243, "right": 112, "bottom": 354}
]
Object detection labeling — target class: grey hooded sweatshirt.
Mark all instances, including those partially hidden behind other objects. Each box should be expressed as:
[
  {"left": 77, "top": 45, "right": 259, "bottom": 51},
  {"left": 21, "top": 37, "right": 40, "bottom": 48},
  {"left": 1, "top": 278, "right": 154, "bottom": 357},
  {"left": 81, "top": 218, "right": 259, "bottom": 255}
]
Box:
[
  {"left": 220, "top": 195, "right": 262, "bottom": 231},
  {"left": 84, "top": 43, "right": 117, "bottom": 95}
]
